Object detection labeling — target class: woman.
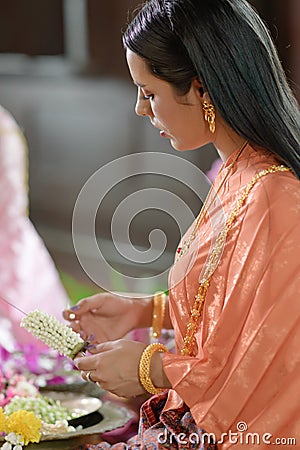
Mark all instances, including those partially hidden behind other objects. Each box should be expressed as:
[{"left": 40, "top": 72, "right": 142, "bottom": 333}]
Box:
[{"left": 64, "top": 0, "right": 300, "bottom": 448}]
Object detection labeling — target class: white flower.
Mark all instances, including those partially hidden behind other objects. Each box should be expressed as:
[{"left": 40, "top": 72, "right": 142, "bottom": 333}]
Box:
[
  {"left": 41, "top": 419, "right": 71, "bottom": 435},
  {"left": 13, "top": 446, "right": 23, "bottom": 450},
  {"left": 4, "top": 433, "right": 23, "bottom": 447},
  {"left": 5, "top": 433, "right": 19, "bottom": 445},
  {"left": 20, "top": 310, "right": 85, "bottom": 359},
  {"left": 1, "top": 442, "right": 12, "bottom": 450},
  {"left": 14, "top": 381, "right": 38, "bottom": 397}
]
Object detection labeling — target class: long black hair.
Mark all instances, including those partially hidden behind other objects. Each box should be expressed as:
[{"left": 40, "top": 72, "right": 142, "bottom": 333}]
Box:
[{"left": 123, "top": 0, "right": 300, "bottom": 178}]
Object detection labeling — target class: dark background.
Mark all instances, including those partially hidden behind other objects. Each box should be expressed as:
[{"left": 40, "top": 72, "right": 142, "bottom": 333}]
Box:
[{"left": 0, "top": 0, "right": 298, "bottom": 98}]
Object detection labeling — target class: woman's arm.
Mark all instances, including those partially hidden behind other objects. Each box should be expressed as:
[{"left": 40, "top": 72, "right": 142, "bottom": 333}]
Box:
[
  {"left": 63, "top": 292, "right": 173, "bottom": 344},
  {"left": 121, "top": 292, "right": 173, "bottom": 330}
]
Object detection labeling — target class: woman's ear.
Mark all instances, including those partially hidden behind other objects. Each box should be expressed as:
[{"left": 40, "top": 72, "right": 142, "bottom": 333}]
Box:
[
  {"left": 191, "top": 78, "right": 204, "bottom": 99},
  {"left": 203, "top": 91, "right": 212, "bottom": 103}
]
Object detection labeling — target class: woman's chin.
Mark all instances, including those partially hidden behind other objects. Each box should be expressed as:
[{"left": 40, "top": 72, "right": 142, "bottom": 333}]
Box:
[
  {"left": 170, "top": 139, "right": 202, "bottom": 152},
  {"left": 169, "top": 139, "right": 188, "bottom": 151}
]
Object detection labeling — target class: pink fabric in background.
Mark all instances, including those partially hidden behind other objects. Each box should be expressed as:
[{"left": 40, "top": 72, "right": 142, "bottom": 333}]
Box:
[
  {"left": 206, "top": 157, "right": 222, "bottom": 182},
  {"left": 0, "top": 106, "right": 70, "bottom": 346}
]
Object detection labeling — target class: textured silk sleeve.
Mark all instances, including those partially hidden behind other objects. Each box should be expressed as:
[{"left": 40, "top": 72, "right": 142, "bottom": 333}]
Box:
[{"left": 162, "top": 172, "right": 300, "bottom": 446}]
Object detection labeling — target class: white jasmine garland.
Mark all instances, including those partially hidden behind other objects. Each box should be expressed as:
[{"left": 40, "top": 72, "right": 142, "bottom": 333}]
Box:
[{"left": 20, "top": 310, "right": 86, "bottom": 359}]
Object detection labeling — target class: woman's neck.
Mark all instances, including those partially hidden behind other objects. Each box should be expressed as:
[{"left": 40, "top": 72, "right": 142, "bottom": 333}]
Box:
[{"left": 213, "top": 117, "right": 247, "bottom": 161}]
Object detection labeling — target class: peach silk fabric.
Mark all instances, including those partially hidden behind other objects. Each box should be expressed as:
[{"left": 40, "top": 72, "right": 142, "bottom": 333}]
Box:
[
  {"left": 0, "top": 106, "right": 69, "bottom": 345},
  {"left": 163, "top": 144, "right": 300, "bottom": 448}
]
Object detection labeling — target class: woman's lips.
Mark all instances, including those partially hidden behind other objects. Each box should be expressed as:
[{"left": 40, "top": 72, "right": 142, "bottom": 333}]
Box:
[
  {"left": 160, "top": 130, "right": 168, "bottom": 138},
  {"left": 151, "top": 121, "right": 170, "bottom": 138}
]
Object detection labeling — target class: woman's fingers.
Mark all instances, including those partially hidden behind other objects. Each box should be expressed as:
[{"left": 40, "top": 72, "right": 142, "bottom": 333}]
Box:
[
  {"left": 74, "top": 343, "right": 111, "bottom": 370},
  {"left": 62, "top": 309, "right": 74, "bottom": 320},
  {"left": 74, "top": 354, "right": 96, "bottom": 373},
  {"left": 86, "top": 342, "right": 112, "bottom": 354},
  {"left": 82, "top": 370, "right": 97, "bottom": 383},
  {"left": 63, "top": 295, "right": 106, "bottom": 321},
  {"left": 73, "top": 352, "right": 98, "bottom": 383},
  {"left": 73, "top": 340, "right": 148, "bottom": 397}
]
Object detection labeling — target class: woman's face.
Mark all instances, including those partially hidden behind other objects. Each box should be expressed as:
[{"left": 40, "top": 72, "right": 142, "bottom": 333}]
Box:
[{"left": 126, "top": 49, "right": 210, "bottom": 151}]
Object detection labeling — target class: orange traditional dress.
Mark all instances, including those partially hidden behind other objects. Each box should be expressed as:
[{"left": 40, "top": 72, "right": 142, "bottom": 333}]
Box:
[{"left": 81, "top": 144, "right": 300, "bottom": 449}]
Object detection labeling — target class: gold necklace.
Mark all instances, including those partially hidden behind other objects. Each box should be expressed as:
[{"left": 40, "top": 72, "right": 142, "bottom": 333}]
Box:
[
  {"left": 175, "top": 141, "right": 248, "bottom": 263},
  {"left": 181, "top": 164, "right": 291, "bottom": 356}
]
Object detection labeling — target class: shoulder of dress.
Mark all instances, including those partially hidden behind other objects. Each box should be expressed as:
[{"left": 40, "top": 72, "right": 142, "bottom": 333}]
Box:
[
  {"left": 243, "top": 168, "right": 300, "bottom": 223},
  {"left": 251, "top": 167, "right": 299, "bottom": 195}
]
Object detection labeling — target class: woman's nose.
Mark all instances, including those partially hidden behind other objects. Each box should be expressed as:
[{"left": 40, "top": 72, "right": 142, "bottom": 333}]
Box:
[{"left": 135, "top": 93, "right": 151, "bottom": 117}]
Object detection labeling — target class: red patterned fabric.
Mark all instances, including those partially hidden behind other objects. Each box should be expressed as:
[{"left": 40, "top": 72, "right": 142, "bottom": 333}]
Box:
[{"left": 77, "top": 392, "right": 218, "bottom": 449}]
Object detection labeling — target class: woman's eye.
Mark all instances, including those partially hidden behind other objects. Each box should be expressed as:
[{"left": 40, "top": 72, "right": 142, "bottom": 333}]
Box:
[{"left": 142, "top": 93, "right": 154, "bottom": 100}]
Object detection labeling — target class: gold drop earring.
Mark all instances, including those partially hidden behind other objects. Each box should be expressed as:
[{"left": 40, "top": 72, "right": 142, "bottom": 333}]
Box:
[{"left": 203, "top": 101, "right": 216, "bottom": 134}]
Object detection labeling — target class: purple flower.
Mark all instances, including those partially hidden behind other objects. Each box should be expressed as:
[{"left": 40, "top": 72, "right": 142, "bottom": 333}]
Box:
[{"left": 0, "top": 347, "right": 10, "bottom": 365}]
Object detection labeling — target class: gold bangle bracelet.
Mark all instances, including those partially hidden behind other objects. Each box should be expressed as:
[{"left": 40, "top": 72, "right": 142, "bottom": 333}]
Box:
[
  {"left": 151, "top": 291, "right": 166, "bottom": 339},
  {"left": 139, "top": 343, "right": 168, "bottom": 395}
]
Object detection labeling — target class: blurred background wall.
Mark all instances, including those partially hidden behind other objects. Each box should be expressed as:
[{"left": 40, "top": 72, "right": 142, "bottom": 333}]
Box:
[{"left": 0, "top": 0, "right": 298, "bottom": 293}]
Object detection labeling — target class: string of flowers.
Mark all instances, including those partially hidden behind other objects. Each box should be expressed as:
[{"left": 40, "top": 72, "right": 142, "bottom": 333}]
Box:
[{"left": 0, "top": 408, "right": 41, "bottom": 449}]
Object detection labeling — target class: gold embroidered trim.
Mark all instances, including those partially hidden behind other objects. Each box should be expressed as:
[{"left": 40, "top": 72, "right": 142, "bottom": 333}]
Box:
[{"left": 181, "top": 165, "right": 291, "bottom": 356}]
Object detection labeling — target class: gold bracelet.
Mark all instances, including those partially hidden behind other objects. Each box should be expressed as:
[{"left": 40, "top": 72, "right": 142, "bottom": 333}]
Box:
[
  {"left": 151, "top": 291, "right": 166, "bottom": 338},
  {"left": 139, "top": 343, "right": 168, "bottom": 395}
]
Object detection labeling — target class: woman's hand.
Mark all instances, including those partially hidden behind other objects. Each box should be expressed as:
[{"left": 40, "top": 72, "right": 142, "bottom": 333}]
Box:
[
  {"left": 74, "top": 340, "right": 172, "bottom": 397},
  {"left": 74, "top": 340, "right": 148, "bottom": 398},
  {"left": 63, "top": 292, "right": 153, "bottom": 344}
]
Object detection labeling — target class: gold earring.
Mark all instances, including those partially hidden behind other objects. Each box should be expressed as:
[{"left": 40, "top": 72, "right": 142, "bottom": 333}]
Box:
[{"left": 203, "top": 101, "right": 216, "bottom": 134}]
